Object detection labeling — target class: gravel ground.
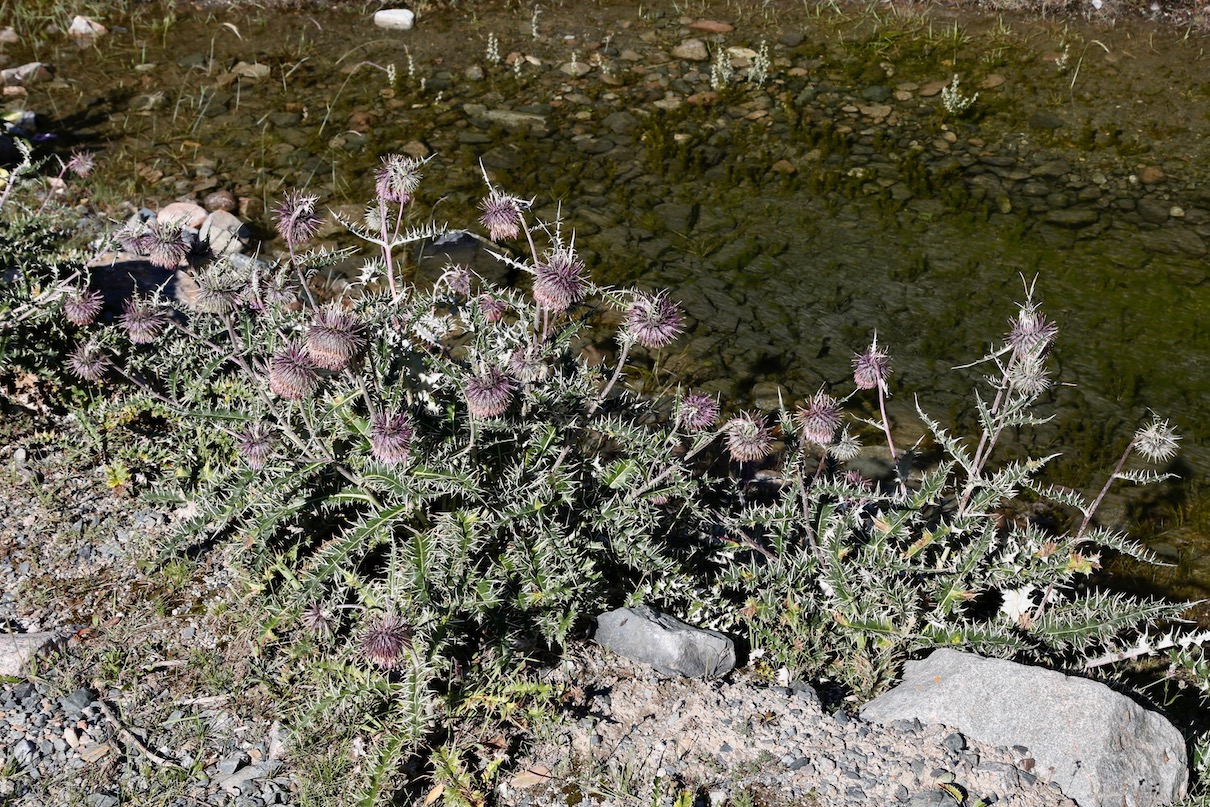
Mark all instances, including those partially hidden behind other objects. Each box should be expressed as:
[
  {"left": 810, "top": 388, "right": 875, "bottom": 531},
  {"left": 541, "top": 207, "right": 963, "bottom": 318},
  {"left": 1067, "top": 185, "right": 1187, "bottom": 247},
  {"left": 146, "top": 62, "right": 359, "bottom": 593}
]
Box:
[
  {"left": 505, "top": 649, "right": 1080, "bottom": 807},
  {"left": 0, "top": 412, "right": 298, "bottom": 807}
]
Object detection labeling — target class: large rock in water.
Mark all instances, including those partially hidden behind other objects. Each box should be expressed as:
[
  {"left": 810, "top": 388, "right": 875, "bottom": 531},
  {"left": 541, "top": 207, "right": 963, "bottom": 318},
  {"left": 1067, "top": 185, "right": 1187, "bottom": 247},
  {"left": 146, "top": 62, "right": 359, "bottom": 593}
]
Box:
[
  {"left": 594, "top": 606, "right": 735, "bottom": 679},
  {"left": 860, "top": 649, "right": 1187, "bottom": 807}
]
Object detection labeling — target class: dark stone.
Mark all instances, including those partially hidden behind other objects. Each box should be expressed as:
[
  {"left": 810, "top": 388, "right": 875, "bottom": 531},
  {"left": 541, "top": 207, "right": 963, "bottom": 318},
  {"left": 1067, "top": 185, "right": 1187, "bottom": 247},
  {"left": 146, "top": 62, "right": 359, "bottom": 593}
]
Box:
[
  {"left": 1043, "top": 208, "right": 1099, "bottom": 228},
  {"left": 862, "top": 85, "right": 893, "bottom": 103},
  {"left": 1028, "top": 110, "right": 1064, "bottom": 130},
  {"left": 1136, "top": 197, "right": 1170, "bottom": 224}
]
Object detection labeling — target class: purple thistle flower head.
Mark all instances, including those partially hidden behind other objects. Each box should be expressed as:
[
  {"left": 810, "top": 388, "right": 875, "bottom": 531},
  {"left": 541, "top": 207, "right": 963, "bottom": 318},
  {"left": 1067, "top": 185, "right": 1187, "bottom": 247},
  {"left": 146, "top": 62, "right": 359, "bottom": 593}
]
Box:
[
  {"left": 274, "top": 190, "right": 323, "bottom": 249},
  {"left": 65, "top": 150, "right": 96, "bottom": 179},
  {"left": 1006, "top": 351, "right": 1050, "bottom": 396},
  {"left": 145, "top": 219, "right": 191, "bottom": 270},
  {"left": 306, "top": 306, "right": 365, "bottom": 371},
  {"left": 1133, "top": 416, "right": 1180, "bottom": 463},
  {"left": 465, "top": 367, "right": 515, "bottom": 418},
  {"left": 238, "top": 421, "right": 275, "bottom": 470},
  {"left": 67, "top": 341, "right": 110, "bottom": 382},
  {"left": 677, "top": 392, "right": 719, "bottom": 433},
  {"left": 1007, "top": 301, "right": 1057, "bottom": 357},
  {"left": 268, "top": 342, "right": 319, "bottom": 400},
  {"left": 532, "top": 246, "right": 586, "bottom": 313},
  {"left": 369, "top": 411, "right": 413, "bottom": 465},
  {"left": 853, "top": 334, "right": 891, "bottom": 392},
  {"left": 724, "top": 411, "right": 773, "bottom": 463},
  {"left": 374, "top": 154, "right": 425, "bottom": 205},
  {"left": 63, "top": 288, "right": 104, "bottom": 327},
  {"left": 479, "top": 190, "right": 524, "bottom": 241},
  {"left": 795, "top": 391, "right": 842, "bottom": 445},
  {"left": 120, "top": 296, "right": 168, "bottom": 345},
  {"left": 625, "top": 292, "right": 683, "bottom": 350},
  {"left": 360, "top": 612, "right": 413, "bottom": 669}
]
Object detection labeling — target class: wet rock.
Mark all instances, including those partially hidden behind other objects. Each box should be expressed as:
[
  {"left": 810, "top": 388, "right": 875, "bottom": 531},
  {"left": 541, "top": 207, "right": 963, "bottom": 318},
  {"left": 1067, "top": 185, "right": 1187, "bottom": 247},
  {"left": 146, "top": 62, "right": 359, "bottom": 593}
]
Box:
[
  {"left": 0, "top": 632, "right": 62, "bottom": 677},
  {"left": 594, "top": 605, "right": 736, "bottom": 679},
  {"left": 779, "top": 31, "right": 805, "bottom": 48},
  {"left": 861, "top": 649, "right": 1188, "bottom": 807},
  {"left": 0, "top": 27, "right": 19, "bottom": 44},
  {"left": 672, "top": 38, "right": 709, "bottom": 61},
  {"left": 861, "top": 85, "right": 893, "bottom": 103},
  {"left": 373, "top": 9, "right": 415, "bottom": 31},
  {"left": 1139, "top": 165, "right": 1166, "bottom": 184},
  {"left": 1030, "top": 159, "right": 1070, "bottom": 178},
  {"left": 689, "top": 19, "right": 735, "bottom": 33},
  {"left": 1028, "top": 110, "right": 1064, "bottom": 130},
  {"left": 482, "top": 108, "right": 548, "bottom": 134},
  {"left": 560, "top": 61, "right": 591, "bottom": 77},
  {"left": 1141, "top": 227, "right": 1207, "bottom": 257},
  {"left": 978, "top": 74, "right": 1005, "bottom": 89},
  {"left": 1136, "top": 197, "right": 1170, "bottom": 224},
  {"left": 918, "top": 79, "right": 948, "bottom": 97}
]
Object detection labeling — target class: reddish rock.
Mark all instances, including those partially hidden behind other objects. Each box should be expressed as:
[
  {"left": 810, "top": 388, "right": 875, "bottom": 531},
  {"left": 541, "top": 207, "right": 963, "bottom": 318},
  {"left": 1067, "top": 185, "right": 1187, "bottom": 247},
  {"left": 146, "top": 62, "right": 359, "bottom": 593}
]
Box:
[
  {"left": 1139, "top": 165, "right": 1165, "bottom": 185},
  {"left": 689, "top": 19, "right": 734, "bottom": 33}
]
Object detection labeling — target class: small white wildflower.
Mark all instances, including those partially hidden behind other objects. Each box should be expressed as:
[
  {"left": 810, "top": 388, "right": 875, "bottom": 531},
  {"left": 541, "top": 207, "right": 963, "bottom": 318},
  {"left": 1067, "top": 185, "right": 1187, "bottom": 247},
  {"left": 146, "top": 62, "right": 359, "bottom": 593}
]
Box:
[{"left": 999, "top": 585, "right": 1036, "bottom": 623}]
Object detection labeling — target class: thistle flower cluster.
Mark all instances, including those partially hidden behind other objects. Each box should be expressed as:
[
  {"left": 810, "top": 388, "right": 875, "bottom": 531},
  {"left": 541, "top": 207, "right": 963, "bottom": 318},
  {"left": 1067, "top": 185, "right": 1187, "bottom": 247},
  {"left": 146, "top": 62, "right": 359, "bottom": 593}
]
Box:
[
  {"left": 464, "top": 367, "right": 515, "bottom": 418},
  {"left": 63, "top": 288, "right": 104, "bottom": 327},
  {"left": 374, "top": 154, "right": 426, "bottom": 205},
  {"left": 479, "top": 190, "right": 525, "bottom": 242},
  {"left": 725, "top": 411, "right": 773, "bottom": 463},
  {"left": 268, "top": 342, "right": 319, "bottom": 400},
  {"left": 369, "top": 411, "right": 413, "bottom": 465},
  {"left": 359, "top": 612, "right": 412, "bottom": 669}
]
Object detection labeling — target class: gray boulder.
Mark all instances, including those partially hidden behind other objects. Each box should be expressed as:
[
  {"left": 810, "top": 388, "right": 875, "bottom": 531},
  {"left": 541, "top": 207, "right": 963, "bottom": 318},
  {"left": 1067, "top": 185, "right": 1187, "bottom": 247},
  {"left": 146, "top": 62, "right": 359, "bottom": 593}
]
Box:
[
  {"left": 594, "top": 606, "right": 735, "bottom": 679},
  {"left": 860, "top": 649, "right": 1187, "bottom": 807}
]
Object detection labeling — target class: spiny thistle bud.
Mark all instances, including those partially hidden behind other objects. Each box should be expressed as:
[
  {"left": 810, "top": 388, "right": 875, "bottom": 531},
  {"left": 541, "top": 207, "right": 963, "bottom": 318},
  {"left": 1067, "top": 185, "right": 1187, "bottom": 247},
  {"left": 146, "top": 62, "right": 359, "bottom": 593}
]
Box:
[
  {"left": 369, "top": 411, "right": 413, "bottom": 465},
  {"left": 374, "top": 154, "right": 425, "bottom": 205},
  {"left": 115, "top": 220, "right": 151, "bottom": 254},
  {"left": 532, "top": 246, "right": 586, "bottom": 313},
  {"left": 853, "top": 336, "right": 891, "bottom": 392},
  {"left": 68, "top": 341, "right": 110, "bottom": 382},
  {"left": 65, "top": 150, "right": 96, "bottom": 179},
  {"left": 300, "top": 601, "right": 333, "bottom": 638},
  {"left": 625, "top": 292, "right": 683, "bottom": 350},
  {"left": 464, "top": 367, "right": 515, "bottom": 418},
  {"left": 274, "top": 190, "right": 322, "bottom": 249},
  {"left": 828, "top": 427, "right": 862, "bottom": 462},
  {"left": 438, "top": 265, "right": 473, "bottom": 298},
  {"left": 677, "top": 392, "right": 719, "bottom": 433},
  {"left": 145, "top": 219, "right": 191, "bottom": 270},
  {"left": 268, "top": 342, "right": 319, "bottom": 400},
  {"left": 360, "top": 612, "right": 413, "bottom": 669},
  {"left": 478, "top": 189, "right": 524, "bottom": 241},
  {"left": 724, "top": 411, "right": 773, "bottom": 463},
  {"left": 1006, "top": 351, "right": 1050, "bottom": 396},
  {"left": 191, "top": 266, "right": 243, "bottom": 315},
  {"left": 508, "top": 346, "right": 549, "bottom": 384},
  {"left": 795, "top": 391, "right": 842, "bottom": 445},
  {"left": 237, "top": 421, "right": 275, "bottom": 470},
  {"left": 63, "top": 288, "right": 104, "bottom": 327},
  {"left": 479, "top": 295, "right": 508, "bottom": 323},
  {"left": 120, "top": 296, "right": 167, "bottom": 345},
  {"left": 306, "top": 306, "right": 365, "bottom": 371},
  {"left": 1007, "top": 302, "right": 1057, "bottom": 357},
  {"left": 1133, "top": 416, "right": 1179, "bottom": 463}
]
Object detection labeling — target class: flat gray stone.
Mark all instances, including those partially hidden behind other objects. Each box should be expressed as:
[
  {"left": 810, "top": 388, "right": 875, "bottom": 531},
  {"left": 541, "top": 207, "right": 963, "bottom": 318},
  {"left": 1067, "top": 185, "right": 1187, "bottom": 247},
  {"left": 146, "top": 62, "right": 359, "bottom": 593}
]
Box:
[
  {"left": 0, "top": 632, "right": 62, "bottom": 677},
  {"left": 861, "top": 649, "right": 1187, "bottom": 807},
  {"left": 594, "top": 606, "right": 735, "bottom": 679}
]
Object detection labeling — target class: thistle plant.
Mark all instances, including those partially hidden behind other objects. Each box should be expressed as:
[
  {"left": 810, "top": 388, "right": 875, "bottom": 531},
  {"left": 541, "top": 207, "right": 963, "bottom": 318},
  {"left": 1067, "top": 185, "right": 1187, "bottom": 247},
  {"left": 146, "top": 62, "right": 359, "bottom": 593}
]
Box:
[
  {"left": 706, "top": 283, "right": 1187, "bottom": 697},
  {"left": 55, "top": 151, "right": 719, "bottom": 802}
]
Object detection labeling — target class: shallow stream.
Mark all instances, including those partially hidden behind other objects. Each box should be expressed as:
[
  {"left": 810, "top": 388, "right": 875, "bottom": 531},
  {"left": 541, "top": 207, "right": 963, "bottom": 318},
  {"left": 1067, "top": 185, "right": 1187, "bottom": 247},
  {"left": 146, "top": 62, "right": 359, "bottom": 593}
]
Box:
[{"left": 4, "top": 0, "right": 1209, "bottom": 600}]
